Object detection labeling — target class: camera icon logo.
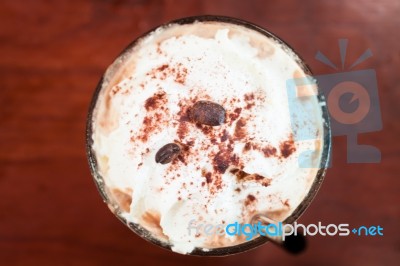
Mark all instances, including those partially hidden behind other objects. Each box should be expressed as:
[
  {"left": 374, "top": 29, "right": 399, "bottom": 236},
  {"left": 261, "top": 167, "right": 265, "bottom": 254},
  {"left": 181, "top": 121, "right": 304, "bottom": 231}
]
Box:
[{"left": 287, "top": 39, "right": 382, "bottom": 167}]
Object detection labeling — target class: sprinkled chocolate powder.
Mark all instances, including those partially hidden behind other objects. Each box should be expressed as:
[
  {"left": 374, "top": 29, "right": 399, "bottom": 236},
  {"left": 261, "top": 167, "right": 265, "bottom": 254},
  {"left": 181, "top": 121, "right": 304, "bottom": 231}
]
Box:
[
  {"left": 245, "top": 194, "right": 257, "bottom": 206},
  {"left": 145, "top": 91, "right": 166, "bottom": 111},
  {"left": 280, "top": 136, "right": 296, "bottom": 158},
  {"left": 234, "top": 118, "right": 247, "bottom": 139}
]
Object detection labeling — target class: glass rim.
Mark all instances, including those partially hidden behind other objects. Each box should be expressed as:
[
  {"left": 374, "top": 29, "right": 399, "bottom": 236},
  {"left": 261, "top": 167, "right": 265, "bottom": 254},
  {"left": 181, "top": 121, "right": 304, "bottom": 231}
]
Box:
[{"left": 86, "top": 15, "right": 331, "bottom": 256}]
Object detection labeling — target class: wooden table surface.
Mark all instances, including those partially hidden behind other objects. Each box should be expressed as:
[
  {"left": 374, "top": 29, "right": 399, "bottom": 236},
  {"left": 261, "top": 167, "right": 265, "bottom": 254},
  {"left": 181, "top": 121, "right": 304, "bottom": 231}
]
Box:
[{"left": 1, "top": 0, "right": 399, "bottom": 265}]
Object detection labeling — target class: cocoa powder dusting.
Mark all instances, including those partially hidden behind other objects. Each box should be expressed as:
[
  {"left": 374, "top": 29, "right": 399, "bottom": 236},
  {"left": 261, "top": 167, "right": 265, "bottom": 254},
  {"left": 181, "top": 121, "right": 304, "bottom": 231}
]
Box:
[
  {"left": 196, "top": 123, "right": 213, "bottom": 135},
  {"left": 243, "top": 142, "right": 253, "bottom": 151},
  {"left": 135, "top": 91, "right": 169, "bottom": 143},
  {"left": 280, "top": 136, "right": 296, "bottom": 158},
  {"left": 177, "top": 122, "right": 188, "bottom": 140},
  {"left": 147, "top": 63, "right": 188, "bottom": 84},
  {"left": 175, "top": 154, "right": 187, "bottom": 165},
  {"left": 262, "top": 146, "right": 277, "bottom": 157},
  {"left": 137, "top": 116, "right": 154, "bottom": 142},
  {"left": 176, "top": 105, "right": 190, "bottom": 140},
  {"left": 261, "top": 180, "right": 271, "bottom": 187},
  {"left": 245, "top": 194, "right": 257, "bottom": 206},
  {"left": 230, "top": 168, "right": 248, "bottom": 180},
  {"left": 230, "top": 153, "right": 240, "bottom": 166},
  {"left": 228, "top": 107, "right": 242, "bottom": 123},
  {"left": 243, "top": 141, "right": 278, "bottom": 158},
  {"left": 157, "top": 64, "right": 169, "bottom": 72},
  {"left": 170, "top": 93, "right": 278, "bottom": 194},
  {"left": 244, "top": 93, "right": 255, "bottom": 101},
  {"left": 253, "top": 174, "right": 265, "bottom": 180},
  {"left": 111, "top": 85, "right": 122, "bottom": 95},
  {"left": 205, "top": 172, "right": 212, "bottom": 184},
  {"left": 230, "top": 168, "right": 271, "bottom": 187},
  {"left": 144, "top": 91, "right": 166, "bottom": 111},
  {"left": 244, "top": 93, "right": 256, "bottom": 109},
  {"left": 234, "top": 118, "right": 246, "bottom": 139},
  {"left": 175, "top": 63, "right": 188, "bottom": 84},
  {"left": 213, "top": 151, "right": 231, "bottom": 174},
  {"left": 220, "top": 130, "right": 229, "bottom": 142}
]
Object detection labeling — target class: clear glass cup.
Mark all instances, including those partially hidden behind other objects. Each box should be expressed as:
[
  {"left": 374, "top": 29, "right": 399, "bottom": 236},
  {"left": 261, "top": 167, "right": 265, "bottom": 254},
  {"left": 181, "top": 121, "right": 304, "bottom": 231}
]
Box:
[{"left": 86, "top": 15, "right": 331, "bottom": 256}]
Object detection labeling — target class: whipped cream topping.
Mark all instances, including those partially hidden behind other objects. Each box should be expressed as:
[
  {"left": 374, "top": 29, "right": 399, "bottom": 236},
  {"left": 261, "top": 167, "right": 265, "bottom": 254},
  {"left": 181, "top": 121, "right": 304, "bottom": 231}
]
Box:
[{"left": 90, "top": 21, "right": 324, "bottom": 254}]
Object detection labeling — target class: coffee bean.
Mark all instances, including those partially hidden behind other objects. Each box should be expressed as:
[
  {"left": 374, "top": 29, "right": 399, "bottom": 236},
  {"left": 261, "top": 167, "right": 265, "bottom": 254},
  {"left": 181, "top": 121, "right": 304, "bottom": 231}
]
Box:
[
  {"left": 155, "top": 143, "right": 181, "bottom": 164},
  {"left": 189, "top": 101, "right": 226, "bottom": 126}
]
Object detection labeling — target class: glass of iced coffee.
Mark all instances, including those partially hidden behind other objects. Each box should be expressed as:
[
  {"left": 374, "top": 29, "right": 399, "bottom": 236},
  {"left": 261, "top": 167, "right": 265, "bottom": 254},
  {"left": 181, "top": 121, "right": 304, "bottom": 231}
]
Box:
[{"left": 86, "top": 15, "right": 330, "bottom": 256}]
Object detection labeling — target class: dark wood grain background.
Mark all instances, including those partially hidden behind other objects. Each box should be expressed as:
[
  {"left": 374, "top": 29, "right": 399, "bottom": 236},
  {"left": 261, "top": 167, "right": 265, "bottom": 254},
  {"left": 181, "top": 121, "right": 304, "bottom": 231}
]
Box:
[{"left": 1, "top": 0, "right": 399, "bottom": 265}]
